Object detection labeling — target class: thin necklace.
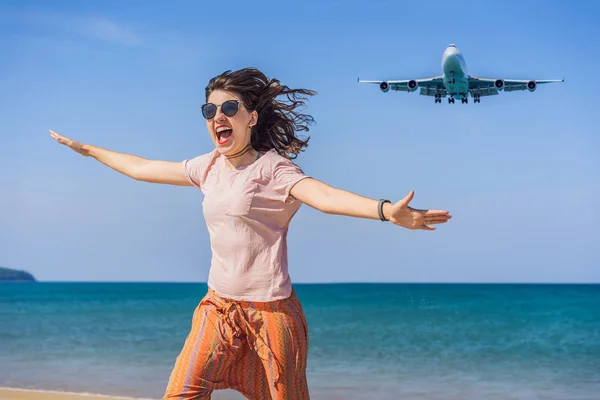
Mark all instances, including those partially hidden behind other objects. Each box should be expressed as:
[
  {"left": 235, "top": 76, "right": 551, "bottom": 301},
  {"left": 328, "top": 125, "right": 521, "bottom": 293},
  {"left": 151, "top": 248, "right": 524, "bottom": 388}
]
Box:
[{"left": 225, "top": 144, "right": 253, "bottom": 160}]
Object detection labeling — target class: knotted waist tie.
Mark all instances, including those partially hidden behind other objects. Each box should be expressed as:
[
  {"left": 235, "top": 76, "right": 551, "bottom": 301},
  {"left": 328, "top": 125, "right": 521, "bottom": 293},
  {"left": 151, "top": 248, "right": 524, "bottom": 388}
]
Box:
[{"left": 203, "top": 290, "right": 284, "bottom": 386}]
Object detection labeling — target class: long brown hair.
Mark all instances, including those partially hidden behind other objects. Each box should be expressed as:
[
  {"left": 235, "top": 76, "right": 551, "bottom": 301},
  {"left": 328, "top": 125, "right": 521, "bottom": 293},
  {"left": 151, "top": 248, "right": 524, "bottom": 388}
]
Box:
[{"left": 205, "top": 68, "right": 317, "bottom": 159}]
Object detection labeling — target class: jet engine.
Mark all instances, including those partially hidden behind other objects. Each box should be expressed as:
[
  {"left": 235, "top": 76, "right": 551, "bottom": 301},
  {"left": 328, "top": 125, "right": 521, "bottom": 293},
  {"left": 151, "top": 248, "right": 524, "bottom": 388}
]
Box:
[
  {"left": 494, "top": 79, "right": 504, "bottom": 91},
  {"left": 527, "top": 80, "right": 537, "bottom": 92},
  {"left": 380, "top": 81, "right": 390, "bottom": 92},
  {"left": 407, "top": 80, "right": 418, "bottom": 92}
]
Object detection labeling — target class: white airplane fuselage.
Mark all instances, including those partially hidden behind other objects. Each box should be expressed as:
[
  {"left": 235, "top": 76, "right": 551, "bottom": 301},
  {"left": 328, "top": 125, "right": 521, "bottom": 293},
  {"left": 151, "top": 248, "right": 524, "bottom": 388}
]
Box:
[{"left": 442, "top": 45, "right": 469, "bottom": 100}]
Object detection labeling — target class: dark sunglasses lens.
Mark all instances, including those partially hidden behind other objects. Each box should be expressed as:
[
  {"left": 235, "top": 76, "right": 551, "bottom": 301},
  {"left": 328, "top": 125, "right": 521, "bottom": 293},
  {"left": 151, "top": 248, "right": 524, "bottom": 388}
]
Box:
[
  {"left": 202, "top": 104, "right": 216, "bottom": 119},
  {"left": 222, "top": 100, "right": 239, "bottom": 117}
]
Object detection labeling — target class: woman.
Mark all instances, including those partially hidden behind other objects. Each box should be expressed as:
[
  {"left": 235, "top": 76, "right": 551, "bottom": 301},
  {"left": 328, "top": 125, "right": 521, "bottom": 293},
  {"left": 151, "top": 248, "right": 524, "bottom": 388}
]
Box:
[{"left": 50, "top": 68, "right": 451, "bottom": 400}]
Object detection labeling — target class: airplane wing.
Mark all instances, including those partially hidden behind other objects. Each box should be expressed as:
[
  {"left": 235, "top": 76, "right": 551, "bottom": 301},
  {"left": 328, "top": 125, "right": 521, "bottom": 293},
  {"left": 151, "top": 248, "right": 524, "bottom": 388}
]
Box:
[
  {"left": 468, "top": 77, "right": 564, "bottom": 97},
  {"left": 358, "top": 76, "right": 447, "bottom": 96}
]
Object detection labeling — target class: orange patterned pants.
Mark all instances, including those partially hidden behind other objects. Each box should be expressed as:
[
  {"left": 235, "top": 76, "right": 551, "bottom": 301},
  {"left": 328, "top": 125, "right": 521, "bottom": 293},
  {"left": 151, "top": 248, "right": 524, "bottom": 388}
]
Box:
[{"left": 163, "top": 288, "right": 310, "bottom": 400}]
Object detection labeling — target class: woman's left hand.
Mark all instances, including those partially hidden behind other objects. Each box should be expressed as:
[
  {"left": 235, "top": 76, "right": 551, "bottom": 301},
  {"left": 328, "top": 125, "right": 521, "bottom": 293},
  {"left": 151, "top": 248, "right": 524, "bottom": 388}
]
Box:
[{"left": 388, "top": 190, "right": 452, "bottom": 230}]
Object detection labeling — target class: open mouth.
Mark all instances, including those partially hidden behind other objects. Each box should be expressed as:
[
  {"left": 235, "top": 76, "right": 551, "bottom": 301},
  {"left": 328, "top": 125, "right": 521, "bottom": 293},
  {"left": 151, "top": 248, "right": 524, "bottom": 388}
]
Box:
[{"left": 216, "top": 126, "right": 232, "bottom": 145}]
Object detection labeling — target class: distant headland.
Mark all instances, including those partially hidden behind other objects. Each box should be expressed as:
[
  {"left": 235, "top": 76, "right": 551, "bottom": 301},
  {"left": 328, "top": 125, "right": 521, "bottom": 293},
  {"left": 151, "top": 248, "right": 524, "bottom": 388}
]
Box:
[{"left": 0, "top": 266, "right": 37, "bottom": 282}]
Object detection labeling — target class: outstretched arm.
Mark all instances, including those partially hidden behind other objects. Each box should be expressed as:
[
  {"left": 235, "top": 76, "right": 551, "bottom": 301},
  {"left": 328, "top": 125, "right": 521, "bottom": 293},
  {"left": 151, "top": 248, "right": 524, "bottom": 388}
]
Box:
[
  {"left": 290, "top": 178, "right": 451, "bottom": 230},
  {"left": 50, "top": 130, "right": 192, "bottom": 186}
]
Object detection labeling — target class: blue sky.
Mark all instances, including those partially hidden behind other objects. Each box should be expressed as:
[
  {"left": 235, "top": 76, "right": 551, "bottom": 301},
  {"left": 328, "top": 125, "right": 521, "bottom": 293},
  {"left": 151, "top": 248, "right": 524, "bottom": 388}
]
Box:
[{"left": 1, "top": 0, "right": 598, "bottom": 283}]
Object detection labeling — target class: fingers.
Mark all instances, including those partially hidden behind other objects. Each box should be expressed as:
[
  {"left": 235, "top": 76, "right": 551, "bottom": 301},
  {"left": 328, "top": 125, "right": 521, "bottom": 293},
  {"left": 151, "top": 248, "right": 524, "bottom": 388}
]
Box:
[
  {"left": 49, "top": 129, "right": 72, "bottom": 146},
  {"left": 424, "top": 209, "right": 450, "bottom": 216},
  {"left": 50, "top": 129, "right": 65, "bottom": 142},
  {"left": 424, "top": 213, "right": 452, "bottom": 221},
  {"left": 422, "top": 210, "right": 452, "bottom": 225},
  {"left": 49, "top": 129, "right": 62, "bottom": 138},
  {"left": 408, "top": 207, "right": 450, "bottom": 216},
  {"left": 417, "top": 214, "right": 451, "bottom": 230},
  {"left": 424, "top": 217, "right": 451, "bottom": 225},
  {"left": 418, "top": 218, "right": 449, "bottom": 229}
]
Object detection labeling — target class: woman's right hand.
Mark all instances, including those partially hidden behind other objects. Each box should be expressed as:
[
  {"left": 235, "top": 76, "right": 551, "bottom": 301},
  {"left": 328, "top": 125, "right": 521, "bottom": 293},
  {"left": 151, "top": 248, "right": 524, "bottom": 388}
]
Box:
[{"left": 50, "top": 129, "right": 90, "bottom": 157}]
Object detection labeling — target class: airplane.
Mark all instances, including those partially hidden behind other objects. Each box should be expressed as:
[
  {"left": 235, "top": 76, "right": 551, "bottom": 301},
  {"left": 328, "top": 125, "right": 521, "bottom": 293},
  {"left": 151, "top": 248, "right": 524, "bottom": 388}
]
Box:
[{"left": 358, "top": 44, "right": 564, "bottom": 104}]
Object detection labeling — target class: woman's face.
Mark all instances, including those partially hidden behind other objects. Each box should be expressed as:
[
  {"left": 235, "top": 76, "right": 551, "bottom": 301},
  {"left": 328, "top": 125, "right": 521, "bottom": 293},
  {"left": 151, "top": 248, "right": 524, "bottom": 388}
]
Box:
[{"left": 202, "top": 89, "right": 257, "bottom": 156}]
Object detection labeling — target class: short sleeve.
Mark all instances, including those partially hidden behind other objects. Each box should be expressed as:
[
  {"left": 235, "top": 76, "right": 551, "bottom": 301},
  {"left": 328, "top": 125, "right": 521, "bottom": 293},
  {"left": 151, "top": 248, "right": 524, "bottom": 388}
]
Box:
[
  {"left": 272, "top": 156, "right": 310, "bottom": 204},
  {"left": 182, "top": 152, "right": 213, "bottom": 190}
]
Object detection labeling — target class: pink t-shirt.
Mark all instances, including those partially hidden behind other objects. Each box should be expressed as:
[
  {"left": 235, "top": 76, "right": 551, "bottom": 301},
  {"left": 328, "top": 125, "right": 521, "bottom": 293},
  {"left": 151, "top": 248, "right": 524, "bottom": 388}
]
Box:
[{"left": 182, "top": 148, "right": 310, "bottom": 302}]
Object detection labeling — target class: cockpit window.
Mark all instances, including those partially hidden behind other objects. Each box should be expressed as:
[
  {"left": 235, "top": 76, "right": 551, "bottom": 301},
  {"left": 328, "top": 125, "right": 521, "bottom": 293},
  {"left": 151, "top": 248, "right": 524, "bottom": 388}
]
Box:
[{"left": 448, "top": 44, "right": 456, "bottom": 48}]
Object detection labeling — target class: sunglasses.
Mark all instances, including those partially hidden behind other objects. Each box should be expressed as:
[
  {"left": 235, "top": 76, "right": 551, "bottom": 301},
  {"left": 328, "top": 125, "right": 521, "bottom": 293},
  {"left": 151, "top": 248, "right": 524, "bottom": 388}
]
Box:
[{"left": 200, "top": 100, "right": 242, "bottom": 120}]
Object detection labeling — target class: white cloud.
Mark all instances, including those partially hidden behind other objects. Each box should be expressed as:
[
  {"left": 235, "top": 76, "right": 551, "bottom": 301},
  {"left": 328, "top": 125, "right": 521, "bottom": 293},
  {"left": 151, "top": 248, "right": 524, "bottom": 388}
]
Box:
[
  {"left": 15, "top": 10, "right": 142, "bottom": 46},
  {"left": 71, "top": 15, "right": 141, "bottom": 46},
  {"left": 3, "top": 8, "right": 209, "bottom": 59}
]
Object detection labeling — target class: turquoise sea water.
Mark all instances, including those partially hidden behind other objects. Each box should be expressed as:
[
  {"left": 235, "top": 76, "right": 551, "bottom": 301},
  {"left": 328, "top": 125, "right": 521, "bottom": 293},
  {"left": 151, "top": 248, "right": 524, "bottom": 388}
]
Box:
[{"left": 1, "top": 282, "right": 599, "bottom": 399}]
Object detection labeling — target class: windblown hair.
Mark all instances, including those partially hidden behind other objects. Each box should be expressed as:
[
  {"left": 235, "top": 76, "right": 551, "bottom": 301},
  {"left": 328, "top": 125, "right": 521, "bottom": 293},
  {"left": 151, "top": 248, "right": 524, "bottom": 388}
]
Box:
[{"left": 205, "top": 68, "right": 317, "bottom": 159}]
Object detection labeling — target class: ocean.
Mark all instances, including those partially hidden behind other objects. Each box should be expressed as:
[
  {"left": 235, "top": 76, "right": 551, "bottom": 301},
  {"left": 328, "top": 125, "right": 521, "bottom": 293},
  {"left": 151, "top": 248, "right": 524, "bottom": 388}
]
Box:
[{"left": 1, "top": 282, "right": 599, "bottom": 400}]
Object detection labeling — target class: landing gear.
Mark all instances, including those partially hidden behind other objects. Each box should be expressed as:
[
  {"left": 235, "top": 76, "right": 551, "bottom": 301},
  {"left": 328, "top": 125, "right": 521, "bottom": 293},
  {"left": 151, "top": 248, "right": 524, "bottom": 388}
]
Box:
[
  {"left": 435, "top": 94, "right": 442, "bottom": 103},
  {"left": 448, "top": 96, "right": 455, "bottom": 104},
  {"left": 461, "top": 97, "right": 468, "bottom": 104},
  {"left": 473, "top": 94, "right": 481, "bottom": 103},
  {"left": 449, "top": 70, "right": 456, "bottom": 84}
]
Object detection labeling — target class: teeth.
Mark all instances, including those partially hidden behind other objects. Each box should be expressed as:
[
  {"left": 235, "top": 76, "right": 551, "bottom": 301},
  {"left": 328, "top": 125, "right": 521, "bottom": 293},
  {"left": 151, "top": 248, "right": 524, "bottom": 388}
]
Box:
[{"left": 217, "top": 126, "right": 232, "bottom": 133}]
